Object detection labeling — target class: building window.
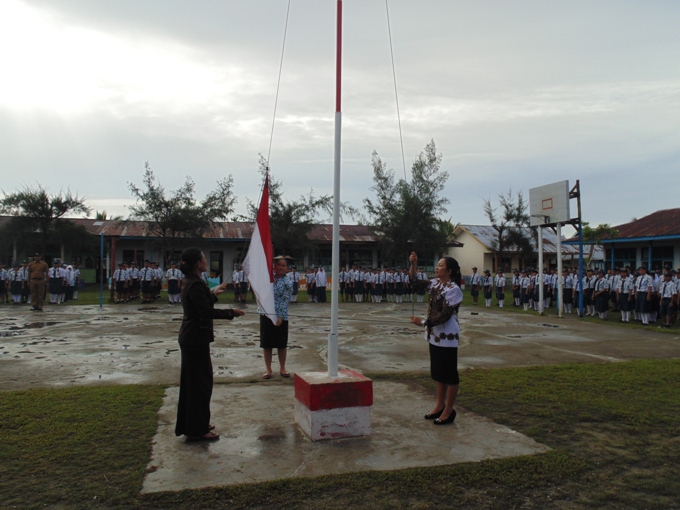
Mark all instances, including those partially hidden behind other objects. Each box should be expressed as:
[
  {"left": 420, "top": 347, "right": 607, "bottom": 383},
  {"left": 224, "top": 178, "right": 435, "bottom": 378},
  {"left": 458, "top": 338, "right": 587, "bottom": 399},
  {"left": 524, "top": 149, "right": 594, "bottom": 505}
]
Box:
[
  {"left": 122, "top": 250, "right": 144, "bottom": 267},
  {"left": 606, "top": 247, "right": 636, "bottom": 270},
  {"left": 641, "top": 246, "right": 674, "bottom": 271}
]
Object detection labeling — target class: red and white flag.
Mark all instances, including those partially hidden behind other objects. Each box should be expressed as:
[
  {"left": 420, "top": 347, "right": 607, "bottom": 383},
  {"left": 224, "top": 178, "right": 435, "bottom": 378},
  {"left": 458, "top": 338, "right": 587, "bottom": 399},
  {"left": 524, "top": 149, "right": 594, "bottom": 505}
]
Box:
[{"left": 243, "top": 175, "right": 276, "bottom": 323}]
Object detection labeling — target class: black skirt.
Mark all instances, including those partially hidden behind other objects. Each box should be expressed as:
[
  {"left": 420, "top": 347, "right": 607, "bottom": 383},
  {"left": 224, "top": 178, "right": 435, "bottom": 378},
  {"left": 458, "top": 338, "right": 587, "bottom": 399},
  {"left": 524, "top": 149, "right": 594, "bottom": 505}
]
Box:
[
  {"left": 175, "top": 343, "right": 213, "bottom": 437},
  {"left": 259, "top": 314, "right": 289, "bottom": 349},
  {"left": 10, "top": 281, "right": 23, "bottom": 294},
  {"left": 429, "top": 343, "right": 459, "bottom": 385},
  {"left": 168, "top": 279, "right": 180, "bottom": 294},
  {"left": 50, "top": 278, "right": 63, "bottom": 294}
]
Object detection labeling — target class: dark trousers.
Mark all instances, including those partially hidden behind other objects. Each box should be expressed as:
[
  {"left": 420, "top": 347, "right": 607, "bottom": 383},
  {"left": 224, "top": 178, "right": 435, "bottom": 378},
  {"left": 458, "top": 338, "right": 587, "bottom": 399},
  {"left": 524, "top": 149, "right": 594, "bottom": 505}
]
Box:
[{"left": 175, "top": 343, "right": 213, "bottom": 437}]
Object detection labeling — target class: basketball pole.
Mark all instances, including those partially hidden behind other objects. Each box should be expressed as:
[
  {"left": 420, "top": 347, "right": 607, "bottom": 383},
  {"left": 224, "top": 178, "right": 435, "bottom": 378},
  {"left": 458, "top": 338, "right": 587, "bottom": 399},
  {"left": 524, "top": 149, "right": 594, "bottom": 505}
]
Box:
[
  {"left": 557, "top": 223, "right": 563, "bottom": 318},
  {"left": 538, "top": 226, "right": 544, "bottom": 314}
]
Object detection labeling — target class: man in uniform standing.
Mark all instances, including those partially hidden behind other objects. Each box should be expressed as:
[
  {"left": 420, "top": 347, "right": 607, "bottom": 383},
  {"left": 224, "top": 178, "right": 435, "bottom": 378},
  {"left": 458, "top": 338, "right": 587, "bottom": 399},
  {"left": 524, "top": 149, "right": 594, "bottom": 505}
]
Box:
[{"left": 28, "top": 253, "right": 49, "bottom": 311}]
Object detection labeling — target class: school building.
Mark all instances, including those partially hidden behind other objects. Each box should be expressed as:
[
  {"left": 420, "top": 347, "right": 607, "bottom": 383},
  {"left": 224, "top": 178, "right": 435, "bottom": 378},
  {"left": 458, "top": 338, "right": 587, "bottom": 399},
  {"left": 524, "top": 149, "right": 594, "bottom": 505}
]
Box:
[
  {"left": 449, "top": 224, "right": 604, "bottom": 279},
  {"left": 0, "top": 217, "right": 461, "bottom": 284},
  {"left": 595, "top": 208, "right": 680, "bottom": 271}
]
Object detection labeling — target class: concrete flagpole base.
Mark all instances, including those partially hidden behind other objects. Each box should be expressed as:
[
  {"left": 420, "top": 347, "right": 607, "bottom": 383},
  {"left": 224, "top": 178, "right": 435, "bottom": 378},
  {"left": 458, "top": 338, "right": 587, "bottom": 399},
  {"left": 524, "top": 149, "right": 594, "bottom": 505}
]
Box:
[{"left": 294, "top": 369, "right": 373, "bottom": 441}]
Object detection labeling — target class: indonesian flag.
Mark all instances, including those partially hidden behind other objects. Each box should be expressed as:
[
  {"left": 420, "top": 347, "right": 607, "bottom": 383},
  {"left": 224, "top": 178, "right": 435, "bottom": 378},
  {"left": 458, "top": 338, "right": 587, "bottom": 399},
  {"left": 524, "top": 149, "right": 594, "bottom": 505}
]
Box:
[{"left": 243, "top": 175, "right": 276, "bottom": 323}]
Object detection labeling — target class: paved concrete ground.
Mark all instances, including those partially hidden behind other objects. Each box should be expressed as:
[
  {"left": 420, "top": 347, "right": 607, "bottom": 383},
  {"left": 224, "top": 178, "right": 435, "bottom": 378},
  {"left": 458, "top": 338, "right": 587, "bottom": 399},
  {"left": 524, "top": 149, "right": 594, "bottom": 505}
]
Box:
[
  {"left": 142, "top": 381, "right": 550, "bottom": 492},
  {"left": 1, "top": 300, "right": 679, "bottom": 492}
]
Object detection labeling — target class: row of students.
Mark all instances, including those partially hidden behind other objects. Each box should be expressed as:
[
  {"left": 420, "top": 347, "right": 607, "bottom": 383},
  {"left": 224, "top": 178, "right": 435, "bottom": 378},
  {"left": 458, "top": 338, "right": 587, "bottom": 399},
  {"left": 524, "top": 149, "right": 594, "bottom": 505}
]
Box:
[
  {"left": 471, "top": 265, "right": 680, "bottom": 327},
  {"left": 231, "top": 265, "right": 250, "bottom": 305},
  {"left": 0, "top": 260, "right": 30, "bottom": 304},
  {"left": 469, "top": 267, "right": 507, "bottom": 307},
  {"left": 578, "top": 266, "right": 679, "bottom": 326},
  {"left": 112, "top": 260, "right": 165, "bottom": 303},
  {"left": 336, "top": 265, "right": 429, "bottom": 304},
  {"left": 302, "top": 266, "right": 328, "bottom": 303},
  {"left": 0, "top": 259, "right": 81, "bottom": 305}
]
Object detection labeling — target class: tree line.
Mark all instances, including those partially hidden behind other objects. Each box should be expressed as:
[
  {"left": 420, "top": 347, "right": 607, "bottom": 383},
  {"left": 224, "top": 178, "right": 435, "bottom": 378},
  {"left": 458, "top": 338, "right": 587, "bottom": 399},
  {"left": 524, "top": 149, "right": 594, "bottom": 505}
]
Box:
[{"left": 1, "top": 140, "right": 612, "bottom": 269}]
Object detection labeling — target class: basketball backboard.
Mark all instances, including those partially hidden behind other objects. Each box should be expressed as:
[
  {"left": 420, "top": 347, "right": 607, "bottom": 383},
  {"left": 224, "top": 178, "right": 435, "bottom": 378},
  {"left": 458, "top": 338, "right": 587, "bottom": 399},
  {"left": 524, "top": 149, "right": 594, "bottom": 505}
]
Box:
[{"left": 529, "top": 180, "right": 570, "bottom": 226}]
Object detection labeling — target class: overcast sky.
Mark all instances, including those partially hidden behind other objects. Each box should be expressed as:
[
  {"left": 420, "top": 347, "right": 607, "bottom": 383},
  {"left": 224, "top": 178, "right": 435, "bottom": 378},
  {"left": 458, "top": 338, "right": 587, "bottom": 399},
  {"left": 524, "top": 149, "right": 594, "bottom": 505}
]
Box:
[{"left": 2, "top": 0, "right": 679, "bottom": 229}]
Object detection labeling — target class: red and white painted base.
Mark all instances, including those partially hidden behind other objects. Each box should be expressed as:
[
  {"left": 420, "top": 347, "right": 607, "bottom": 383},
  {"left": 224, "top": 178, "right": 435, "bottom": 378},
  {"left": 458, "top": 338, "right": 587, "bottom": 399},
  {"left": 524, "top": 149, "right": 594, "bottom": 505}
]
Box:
[{"left": 294, "top": 369, "right": 373, "bottom": 441}]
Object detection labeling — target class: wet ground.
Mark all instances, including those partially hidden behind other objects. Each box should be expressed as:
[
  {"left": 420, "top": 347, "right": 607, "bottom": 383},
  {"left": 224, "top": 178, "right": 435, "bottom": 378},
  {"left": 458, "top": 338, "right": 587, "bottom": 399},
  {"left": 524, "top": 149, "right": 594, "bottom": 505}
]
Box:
[
  {"left": 2, "top": 301, "right": 678, "bottom": 390},
  {"left": 2, "top": 300, "right": 679, "bottom": 491}
]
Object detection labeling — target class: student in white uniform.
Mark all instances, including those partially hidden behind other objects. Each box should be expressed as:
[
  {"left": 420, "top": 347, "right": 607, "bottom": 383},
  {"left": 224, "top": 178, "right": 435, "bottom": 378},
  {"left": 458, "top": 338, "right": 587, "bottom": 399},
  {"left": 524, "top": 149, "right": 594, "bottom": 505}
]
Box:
[
  {"left": 112, "top": 262, "right": 128, "bottom": 304},
  {"left": 63, "top": 264, "right": 75, "bottom": 302},
  {"left": 71, "top": 262, "right": 81, "bottom": 300},
  {"left": 59, "top": 262, "right": 69, "bottom": 303},
  {"left": 650, "top": 271, "right": 661, "bottom": 323},
  {"left": 305, "top": 268, "right": 316, "bottom": 303},
  {"left": 128, "top": 262, "right": 139, "bottom": 301},
  {"left": 562, "top": 269, "right": 573, "bottom": 314},
  {"left": 354, "top": 267, "right": 365, "bottom": 303},
  {"left": 658, "top": 272, "right": 676, "bottom": 328},
  {"left": 239, "top": 270, "right": 249, "bottom": 304},
  {"left": 8, "top": 262, "right": 24, "bottom": 304},
  {"left": 617, "top": 267, "right": 633, "bottom": 323},
  {"left": 166, "top": 261, "right": 182, "bottom": 304},
  {"left": 512, "top": 269, "right": 521, "bottom": 307},
  {"left": 47, "top": 260, "right": 64, "bottom": 304},
  {"left": 140, "top": 260, "right": 155, "bottom": 303},
  {"left": 469, "top": 267, "right": 480, "bottom": 305},
  {"left": 593, "top": 270, "right": 610, "bottom": 319},
  {"left": 482, "top": 269, "right": 492, "bottom": 307},
  {"left": 394, "top": 268, "right": 406, "bottom": 303},
  {"left": 315, "top": 266, "right": 327, "bottom": 303},
  {"left": 337, "top": 266, "right": 348, "bottom": 302},
  {"left": 494, "top": 270, "right": 506, "bottom": 308},
  {"left": 416, "top": 267, "right": 428, "bottom": 303},
  {"left": 289, "top": 266, "right": 301, "bottom": 303},
  {"left": 153, "top": 262, "right": 163, "bottom": 300},
  {"left": 634, "top": 266, "right": 653, "bottom": 325},
  {"left": 0, "top": 262, "right": 8, "bottom": 304},
  {"left": 19, "top": 260, "right": 30, "bottom": 304},
  {"left": 385, "top": 268, "right": 395, "bottom": 302}
]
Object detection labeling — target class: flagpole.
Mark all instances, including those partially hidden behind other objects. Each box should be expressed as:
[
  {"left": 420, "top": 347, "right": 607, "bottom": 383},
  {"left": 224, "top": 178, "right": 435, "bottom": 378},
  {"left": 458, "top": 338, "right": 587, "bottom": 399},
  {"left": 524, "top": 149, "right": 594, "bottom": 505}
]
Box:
[{"left": 328, "top": 0, "right": 342, "bottom": 378}]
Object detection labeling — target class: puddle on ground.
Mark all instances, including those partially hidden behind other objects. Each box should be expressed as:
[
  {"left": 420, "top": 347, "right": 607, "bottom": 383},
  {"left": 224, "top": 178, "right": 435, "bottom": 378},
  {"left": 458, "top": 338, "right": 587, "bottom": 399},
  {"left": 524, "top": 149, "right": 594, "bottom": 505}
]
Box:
[{"left": 9, "top": 322, "right": 63, "bottom": 330}]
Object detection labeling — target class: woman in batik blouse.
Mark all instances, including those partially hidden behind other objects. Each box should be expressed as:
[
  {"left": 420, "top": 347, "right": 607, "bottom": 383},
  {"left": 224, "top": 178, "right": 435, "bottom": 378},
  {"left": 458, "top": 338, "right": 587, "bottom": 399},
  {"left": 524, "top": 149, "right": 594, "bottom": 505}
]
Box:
[
  {"left": 260, "top": 256, "right": 293, "bottom": 379},
  {"left": 410, "top": 252, "right": 463, "bottom": 425}
]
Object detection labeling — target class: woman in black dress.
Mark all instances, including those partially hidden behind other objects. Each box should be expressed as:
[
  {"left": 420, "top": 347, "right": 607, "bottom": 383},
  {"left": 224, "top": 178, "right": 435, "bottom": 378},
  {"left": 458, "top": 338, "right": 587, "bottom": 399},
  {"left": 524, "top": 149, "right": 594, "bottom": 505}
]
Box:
[{"left": 175, "top": 248, "right": 244, "bottom": 442}]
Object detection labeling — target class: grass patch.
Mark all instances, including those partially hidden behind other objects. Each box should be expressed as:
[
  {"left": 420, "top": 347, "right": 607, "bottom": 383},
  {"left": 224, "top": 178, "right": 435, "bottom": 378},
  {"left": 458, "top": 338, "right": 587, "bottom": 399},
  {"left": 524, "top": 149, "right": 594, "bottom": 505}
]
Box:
[
  {"left": 0, "top": 385, "right": 165, "bottom": 509},
  {"left": 2, "top": 361, "right": 679, "bottom": 508}
]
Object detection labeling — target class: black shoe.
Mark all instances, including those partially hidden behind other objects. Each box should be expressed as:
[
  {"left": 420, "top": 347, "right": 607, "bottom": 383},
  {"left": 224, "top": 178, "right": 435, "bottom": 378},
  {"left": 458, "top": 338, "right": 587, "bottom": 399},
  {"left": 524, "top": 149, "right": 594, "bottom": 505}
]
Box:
[
  {"left": 424, "top": 408, "right": 444, "bottom": 420},
  {"left": 434, "top": 409, "right": 456, "bottom": 425}
]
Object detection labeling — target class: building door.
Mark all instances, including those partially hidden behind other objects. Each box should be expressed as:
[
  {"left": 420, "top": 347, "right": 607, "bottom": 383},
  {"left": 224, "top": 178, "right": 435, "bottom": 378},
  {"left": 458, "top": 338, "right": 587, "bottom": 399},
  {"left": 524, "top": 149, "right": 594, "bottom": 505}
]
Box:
[{"left": 210, "top": 251, "right": 223, "bottom": 283}]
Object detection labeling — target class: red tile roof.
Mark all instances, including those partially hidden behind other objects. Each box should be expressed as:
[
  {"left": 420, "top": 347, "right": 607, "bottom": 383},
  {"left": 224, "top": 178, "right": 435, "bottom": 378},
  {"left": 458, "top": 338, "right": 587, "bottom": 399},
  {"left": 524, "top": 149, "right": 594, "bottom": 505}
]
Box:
[
  {"left": 611, "top": 208, "right": 680, "bottom": 239},
  {"left": 0, "top": 216, "right": 463, "bottom": 246}
]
